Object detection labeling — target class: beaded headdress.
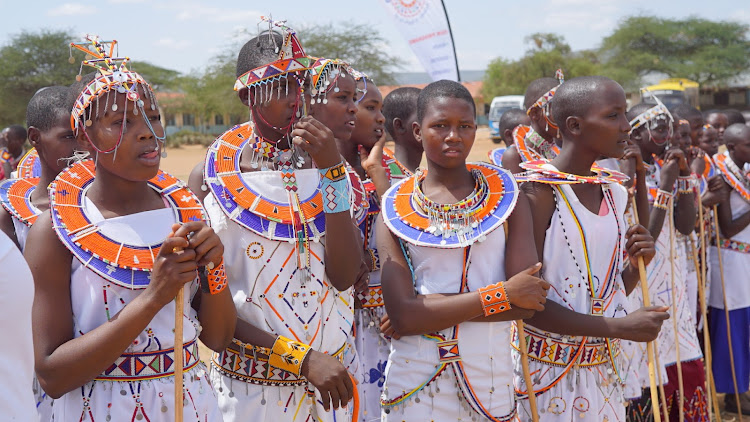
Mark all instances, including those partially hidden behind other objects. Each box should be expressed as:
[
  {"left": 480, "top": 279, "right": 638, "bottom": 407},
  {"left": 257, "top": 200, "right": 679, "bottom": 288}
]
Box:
[
  {"left": 234, "top": 17, "right": 313, "bottom": 95},
  {"left": 630, "top": 90, "right": 674, "bottom": 145},
  {"left": 308, "top": 57, "right": 358, "bottom": 105},
  {"left": 527, "top": 69, "right": 564, "bottom": 131},
  {"left": 69, "top": 34, "right": 163, "bottom": 155}
]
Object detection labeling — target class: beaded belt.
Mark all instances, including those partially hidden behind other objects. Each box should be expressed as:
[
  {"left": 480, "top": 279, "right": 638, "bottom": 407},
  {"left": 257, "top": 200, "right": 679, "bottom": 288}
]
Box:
[
  {"left": 95, "top": 340, "right": 199, "bottom": 381},
  {"left": 512, "top": 326, "right": 619, "bottom": 368},
  {"left": 717, "top": 238, "right": 750, "bottom": 254},
  {"left": 212, "top": 342, "right": 346, "bottom": 386},
  {"left": 357, "top": 285, "right": 384, "bottom": 308}
]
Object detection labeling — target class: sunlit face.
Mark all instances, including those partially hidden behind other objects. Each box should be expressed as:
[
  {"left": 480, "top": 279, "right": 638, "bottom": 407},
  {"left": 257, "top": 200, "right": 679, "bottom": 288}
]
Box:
[
  {"left": 310, "top": 71, "right": 358, "bottom": 141},
  {"left": 350, "top": 79, "right": 385, "bottom": 149},
  {"left": 77, "top": 84, "right": 164, "bottom": 182},
  {"left": 575, "top": 81, "right": 631, "bottom": 159},
  {"left": 246, "top": 73, "right": 305, "bottom": 139},
  {"left": 414, "top": 96, "right": 476, "bottom": 171}
]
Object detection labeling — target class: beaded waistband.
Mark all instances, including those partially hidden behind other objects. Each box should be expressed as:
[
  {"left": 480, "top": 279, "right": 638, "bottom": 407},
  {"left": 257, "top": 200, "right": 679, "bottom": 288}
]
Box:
[
  {"left": 95, "top": 340, "right": 199, "bottom": 381},
  {"left": 212, "top": 341, "right": 346, "bottom": 386},
  {"left": 512, "top": 326, "right": 619, "bottom": 368},
  {"left": 357, "top": 285, "right": 384, "bottom": 308},
  {"left": 717, "top": 238, "right": 750, "bottom": 254}
]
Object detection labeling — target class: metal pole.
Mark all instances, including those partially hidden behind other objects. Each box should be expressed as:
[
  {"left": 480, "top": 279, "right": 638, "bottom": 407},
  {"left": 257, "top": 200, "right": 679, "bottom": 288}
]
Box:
[{"left": 439, "top": 0, "right": 461, "bottom": 82}]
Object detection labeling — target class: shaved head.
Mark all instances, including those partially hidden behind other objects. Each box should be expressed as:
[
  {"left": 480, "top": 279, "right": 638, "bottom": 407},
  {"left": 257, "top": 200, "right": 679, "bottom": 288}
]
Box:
[
  {"left": 524, "top": 77, "right": 559, "bottom": 110},
  {"left": 725, "top": 123, "right": 750, "bottom": 145},
  {"left": 551, "top": 76, "right": 623, "bottom": 136}
]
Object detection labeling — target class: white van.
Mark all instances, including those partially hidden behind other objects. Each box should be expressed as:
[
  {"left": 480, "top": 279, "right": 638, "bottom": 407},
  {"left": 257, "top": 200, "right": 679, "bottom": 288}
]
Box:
[{"left": 488, "top": 95, "right": 524, "bottom": 141}]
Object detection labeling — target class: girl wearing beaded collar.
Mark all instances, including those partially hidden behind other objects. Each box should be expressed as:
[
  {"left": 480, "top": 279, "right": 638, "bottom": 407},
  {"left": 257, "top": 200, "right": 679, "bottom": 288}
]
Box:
[
  {"left": 518, "top": 76, "right": 665, "bottom": 422},
  {"left": 709, "top": 124, "right": 750, "bottom": 415},
  {"left": 200, "top": 21, "right": 366, "bottom": 422},
  {"left": 26, "top": 35, "right": 235, "bottom": 422},
  {"left": 377, "top": 80, "right": 550, "bottom": 421}
]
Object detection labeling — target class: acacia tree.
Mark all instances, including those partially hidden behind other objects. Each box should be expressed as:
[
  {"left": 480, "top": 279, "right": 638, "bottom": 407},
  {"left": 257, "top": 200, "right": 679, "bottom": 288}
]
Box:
[
  {"left": 482, "top": 33, "right": 601, "bottom": 99},
  {"left": 599, "top": 16, "right": 750, "bottom": 89}
]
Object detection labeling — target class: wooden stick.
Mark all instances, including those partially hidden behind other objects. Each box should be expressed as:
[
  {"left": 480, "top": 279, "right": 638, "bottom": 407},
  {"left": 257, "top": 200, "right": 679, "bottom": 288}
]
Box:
[
  {"left": 174, "top": 286, "right": 184, "bottom": 422},
  {"left": 667, "top": 201, "right": 685, "bottom": 422},
  {"left": 653, "top": 342, "right": 671, "bottom": 420},
  {"left": 516, "top": 321, "right": 539, "bottom": 422},
  {"left": 630, "top": 196, "right": 664, "bottom": 422},
  {"left": 693, "top": 201, "right": 720, "bottom": 421},
  {"left": 713, "top": 204, "right": 742, "bottom": 420}
]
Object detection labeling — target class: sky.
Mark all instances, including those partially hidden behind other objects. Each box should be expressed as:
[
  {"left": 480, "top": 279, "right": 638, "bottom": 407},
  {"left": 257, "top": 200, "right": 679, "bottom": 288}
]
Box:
[{"left": 0, "top": 0, "right": 748, "bottom": 75}]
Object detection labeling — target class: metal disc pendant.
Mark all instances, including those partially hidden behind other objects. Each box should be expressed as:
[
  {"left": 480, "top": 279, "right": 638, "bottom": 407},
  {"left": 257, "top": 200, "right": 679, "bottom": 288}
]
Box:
[
  {"left": 161, "top": 150, "right": 167, "bottom": 158},
  {"left": 111, "top": 104, "right": 118, "bottom": 112}
]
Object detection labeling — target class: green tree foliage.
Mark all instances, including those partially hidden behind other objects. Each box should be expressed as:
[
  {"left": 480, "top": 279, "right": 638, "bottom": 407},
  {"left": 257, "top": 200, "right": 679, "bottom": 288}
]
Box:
[
  {"left": 298, "top": 22, "right": 401, "bottom": 85},
  {"left": 599, "top": 16, "right": 750, "bottom": 89},
  {"left": 482, "top": 33, "right": 600, "bottom": 99}
]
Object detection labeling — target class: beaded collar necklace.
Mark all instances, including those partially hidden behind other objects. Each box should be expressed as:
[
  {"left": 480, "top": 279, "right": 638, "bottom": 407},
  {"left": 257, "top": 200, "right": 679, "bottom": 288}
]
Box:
[
  {"left": 17, "top": 148, "right": 41, "bottom": 179},
  {"left": 50, "top": 160, "right": 206, "bottom": 288},
  {"left": 0, "top": 177, "right": 41, "bottom": 227},
  {"left": 715, "top": 152, "right": 750, "bottom": 202},
  {"left": 519, "top": 159, "right": 630, "bottom": 185},
  {"left": 514, "top": 125, "right": 559, "bottom": 162},
  {"left": 412, "top": 168, "right": 489, "bottom": 241},
  {"left": 382, "top": 162, "right": 518, "bottom": 248}
]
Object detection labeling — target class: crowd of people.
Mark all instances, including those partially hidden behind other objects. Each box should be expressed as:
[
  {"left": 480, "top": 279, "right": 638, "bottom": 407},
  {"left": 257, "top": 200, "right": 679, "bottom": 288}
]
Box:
[{"left": 3, "top": 16, "right": 750, "bottom": 422}]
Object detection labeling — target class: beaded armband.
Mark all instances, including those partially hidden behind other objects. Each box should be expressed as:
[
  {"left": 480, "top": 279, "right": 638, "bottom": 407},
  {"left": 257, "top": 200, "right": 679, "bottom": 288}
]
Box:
[
  {"left": 319, "top": 161, "right": 351, "bottom": 214},
  {"left": 654, "top": 189, "right": 673, "bottom": 211},
  {"left": 477, "top": 281, "right": 511, "bottom": 316},
  {"left": 676, "top": 176, "right": 696, "bottom": 195},
  {"left": 205, "top": 259, "right": 227, "bottom": 294},
  {"left": 232, "top": 338, "right": 271, "bottom": 357},
  {"left": 268, "top": 336, "right": 312, "bottom": 376}
]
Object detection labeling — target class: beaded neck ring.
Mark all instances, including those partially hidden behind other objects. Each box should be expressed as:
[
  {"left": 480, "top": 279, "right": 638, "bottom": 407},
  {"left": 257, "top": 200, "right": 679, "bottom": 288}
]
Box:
[
  {"left": 527, "top": 69, "right": 564, "bottom": 131},
  {"left": 0, "top": 177, "right": 41, "bottom": 226},
  {"left": 69, "top": 35, "right": 164, "bottom": 159},
  {"left": 234, "top": 17, "right": 313, "bottom": 170},
  {"left": 518, "top": 159, "right": 630, "bottom": 185},
  {"left": 513, "top": 125, "right": 559, "bottom": 162},
  {"left": 630, "top": 90, "right": 674, "bottom": 146},
  {"left": 382, "top": 162, "right": 518, "bottom": 248}
]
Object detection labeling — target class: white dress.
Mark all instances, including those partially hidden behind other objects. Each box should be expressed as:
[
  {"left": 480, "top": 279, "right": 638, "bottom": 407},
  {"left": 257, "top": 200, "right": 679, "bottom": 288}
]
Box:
[
  {"left": 0, "top": 229, "right": 37, "bottom": 421},
  {"left": 52, "top": 200, "right": 222, "bottom": 422},
  {"left": 514, "top": 183, "right": 629, "bottom": 422},
  {"left": 709, "top": 188, "right": 750, "bottom": 310},
  {"left": 381, "top": 227, "right": 516, "bottom": 421},
  {"left": 206, "top": 169, "right": 356, "bottom": 422}
]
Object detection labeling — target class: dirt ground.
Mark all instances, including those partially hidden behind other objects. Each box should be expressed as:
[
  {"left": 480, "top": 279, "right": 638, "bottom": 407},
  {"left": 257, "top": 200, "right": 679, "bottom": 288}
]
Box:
[{"left": 167, "top": 129, "right": 741, "bottom": 420}]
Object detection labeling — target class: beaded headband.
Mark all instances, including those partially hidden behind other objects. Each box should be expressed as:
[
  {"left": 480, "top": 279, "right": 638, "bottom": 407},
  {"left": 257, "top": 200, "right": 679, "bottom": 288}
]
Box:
[
  {"left": 703, "top": 124, "right": 714, "bottom": 131},
  {"left": 630, "top": 90, "right": 674, "bottom": 132},
  {"left": 69, "top": 35, "right": 158, "bottom": 133},
  {"left": 526, "top": 69, "right": 564, "bottom": 113},
  {"left": 308, "top": 57, "right": 357, "bottom": 105},
  {"left": 234, "top": 17, "right": 312, "bottom": 92},
  {"left": 678, "top": 119, "right": 690, "bottom": 126}
]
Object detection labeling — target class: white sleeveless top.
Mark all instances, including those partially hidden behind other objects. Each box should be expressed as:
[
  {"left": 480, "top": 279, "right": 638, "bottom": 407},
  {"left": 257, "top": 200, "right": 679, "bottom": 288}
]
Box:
[
  {"left": 205, "top": 169, "right": 355, "bottom": 358},
  {"left": 382, "top": 226, "right": 516, "bottom": 419},
  {"left": 515, "top": 183, "right": 628, "bottom": 421},
  {"left": 53, "top": 198, "right": 222, "bottom": 422},
  {"left": 709, "top": 188, "right": 750, "bottom": 310}
]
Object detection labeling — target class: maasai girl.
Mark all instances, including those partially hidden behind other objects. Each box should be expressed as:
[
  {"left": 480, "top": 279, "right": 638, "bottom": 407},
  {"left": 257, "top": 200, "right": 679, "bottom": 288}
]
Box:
[
  {"left": 338, "top": 73, "right": 410, "bottom": 420},
  {"left": 621, "top": 99, "right": 705, "bottom": 421},
  {"left": 202, "top": 21, "right": 366, "bottom": 421},
  {"left": 0, "top": 85, "right": 77, "bottom": 421},
  {"left": 0, "top": 86, "right": 76, "bottom": 252},
  {"left": 377, "top": 80, "right": 550, "bottom": 421},
  {"left": 501, "top": 74, "right": 563, "bottom": 173},
  {"left": 517, "top": 76, "right": 666, "bottom": 422},
  {"left": 26, "top": 35, "right": 235, "bottom": 422},
  {"left": 709, "top": 124, "right": 750, "bottom": 415}
]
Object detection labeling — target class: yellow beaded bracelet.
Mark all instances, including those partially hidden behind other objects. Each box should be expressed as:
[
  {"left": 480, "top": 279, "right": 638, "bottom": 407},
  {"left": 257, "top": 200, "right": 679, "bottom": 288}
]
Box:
[{"left": 268, "top": 335, "right": 312, "bottom": 376}]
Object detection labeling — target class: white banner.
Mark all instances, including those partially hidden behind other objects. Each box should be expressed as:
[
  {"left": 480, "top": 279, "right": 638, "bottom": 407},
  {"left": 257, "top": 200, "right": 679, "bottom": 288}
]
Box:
[{"left": 380, "top": 0, "right": 459, "bottom": 82}]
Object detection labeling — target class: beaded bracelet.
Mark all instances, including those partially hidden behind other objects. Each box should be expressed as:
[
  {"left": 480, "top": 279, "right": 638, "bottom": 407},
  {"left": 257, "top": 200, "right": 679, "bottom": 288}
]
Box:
[
  {"left": 268, "top": 335, "right": 312, "bottom": 376},
  {"left": 477, "top": 281, "right": 511, "bottom": 316},
  {"left": 654, "top": 189, "right": 673, "bottom": 211},
  {"left": 319, "top": 161, "right": 351, "bottom": 214},
  {"left": 676, "top": 176, "right": 696, "bottom": 195},
  {"left": 204, "top": 259, "right": 227, "bottom": 295},
  {"left": 232, "top": 338, "right": 271, "bottom": 357}
]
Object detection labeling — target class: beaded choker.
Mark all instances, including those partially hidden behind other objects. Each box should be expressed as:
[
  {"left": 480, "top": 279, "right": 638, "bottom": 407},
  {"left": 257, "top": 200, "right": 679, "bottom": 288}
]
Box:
[
  {"left": 412, "top": 168, "right": 489, "bottom": 241},
  {"left": 17, "top": 148, "right": 41, "bottom": 179},
  {"left": 382, "top": 162, "right": 518, "bottom": 248},
  {"left": 0, "top": 177, "right": 41, "bottom": 227},
  {"left": 519, "top": 159, "right": 630, "bottom": 185},
  {"left": 714, "top": 152, "right": 750, "bottom": 202},
  {"left": 49, "top": 160, "right": 206, "bottom": 288}
]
